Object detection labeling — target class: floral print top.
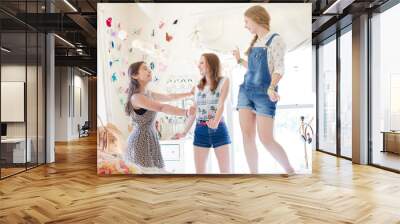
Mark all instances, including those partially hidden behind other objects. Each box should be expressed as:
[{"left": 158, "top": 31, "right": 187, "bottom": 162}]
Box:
[{"left": 195, "top": 77, "right": 226, "bottom": 121}]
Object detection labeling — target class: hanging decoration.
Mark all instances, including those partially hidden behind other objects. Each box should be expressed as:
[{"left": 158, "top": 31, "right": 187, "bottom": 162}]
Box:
[
  {"left": 118, "top": 30, "right": 128, "bottom": 40},
  {"left": 166, "top": 32, "right": 173, "bottom": 42},
  {"left": 159, "top": 21, "right": 165, "bottom": 29},
  {"left": 106, "top": 17, "right": 112, "bottom": 27},
  {"left": 111, "top": 72, "right": 118, "bottom": 82},
  {"left": 132, "top": 28, "right": 142, "bottom": 36}
]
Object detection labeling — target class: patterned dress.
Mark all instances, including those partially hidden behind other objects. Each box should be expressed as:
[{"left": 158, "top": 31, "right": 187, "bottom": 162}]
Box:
[{"left": 125, "top": 97, "right": 164, "bottom": 169}]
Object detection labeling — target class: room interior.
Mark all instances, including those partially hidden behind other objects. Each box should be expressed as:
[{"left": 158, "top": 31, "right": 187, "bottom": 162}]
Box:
[{"left": 0, "top": 0, "right": 399, "bottom": 222}]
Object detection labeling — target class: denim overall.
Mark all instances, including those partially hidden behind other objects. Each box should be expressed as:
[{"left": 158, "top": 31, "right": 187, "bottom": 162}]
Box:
[{"left": 237, "top": 33, "right": 279, "bottom": 118}]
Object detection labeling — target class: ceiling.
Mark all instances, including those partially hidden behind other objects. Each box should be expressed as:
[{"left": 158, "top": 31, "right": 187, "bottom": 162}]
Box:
[{"left": 0, "top": 0, "right": 394, "bottom": 75}]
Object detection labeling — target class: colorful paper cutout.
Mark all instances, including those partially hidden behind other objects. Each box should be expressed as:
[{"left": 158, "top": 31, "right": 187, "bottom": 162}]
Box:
[
  {"left": 132, "top": 28, "right": 142, "bottom": 36},
  {"left": 112, "top": 73, "right": 117, "bottom": 82},
  {"left": 158, "top": 62, "right": 167, "bottom": 72},
  {"left": 166, "top": 32, "right": 173, "bottom": 42},
  {"left": 118, "top": 86, "right": 124, "bottom": 93},
  {"left": 159, "top": 21, "right": 165, "bottom": 29},
  {"left": 106, "top": 17, "right": 112, "bottom": 27},
  {"left": 118, "top": 30, "right": 127, "bottom": 40}
]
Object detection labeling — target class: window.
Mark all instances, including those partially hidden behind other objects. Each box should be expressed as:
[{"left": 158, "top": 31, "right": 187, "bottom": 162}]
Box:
[
  {"left": 230, "top": 42, "right": 314, "bottom": 173},
  {"left": 371, "top": 3, "right": 400, "bottom": 171},
  {"left": 317, "top": 37, "right": 337, "bottom": 155},
  {"left": 0, "top": 1, "right": 47, "bottom": 179},
  {"left": 340, "top": 28, "right": 352, "bottom": 158}
]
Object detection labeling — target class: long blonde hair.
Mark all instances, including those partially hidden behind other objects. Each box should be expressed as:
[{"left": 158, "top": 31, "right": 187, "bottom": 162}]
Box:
[{"left": 244, "top": 5, "right": 271, "bottom": 55}]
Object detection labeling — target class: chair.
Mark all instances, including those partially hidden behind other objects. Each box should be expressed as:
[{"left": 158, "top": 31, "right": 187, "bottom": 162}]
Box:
[{"left": 79, "top": 121, "right": 90, "bottom": 138}]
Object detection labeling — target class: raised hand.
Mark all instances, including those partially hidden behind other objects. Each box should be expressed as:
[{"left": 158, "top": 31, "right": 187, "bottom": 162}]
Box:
[{"left": 232, "top": 47, "right": 240, "bottom": 62}]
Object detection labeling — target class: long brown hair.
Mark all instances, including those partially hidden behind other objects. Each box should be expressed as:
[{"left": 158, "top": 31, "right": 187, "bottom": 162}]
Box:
[
  {"left": 197, "top": 53, "right": 222, "bottom": 92},
  {"left": 244, "top": 5, "right": 271, "bottom": 55},
  {"left": 125, "top": 61, "right": 144, "bottom": 115}
]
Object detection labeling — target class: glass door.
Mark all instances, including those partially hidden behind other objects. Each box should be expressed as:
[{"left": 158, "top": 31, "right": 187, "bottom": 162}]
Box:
[
  {"left": 339, "top": 28, "right": 352, "bottom": 159},
  {"left": 317, "top": 36, "right": 337, "bottom": 155}
]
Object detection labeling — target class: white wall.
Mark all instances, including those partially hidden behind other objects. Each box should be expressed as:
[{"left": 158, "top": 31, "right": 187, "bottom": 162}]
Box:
[
  {"left": 98, "top": 3, "right": 312, "bottom": 174},
  {"left": 55, "top": 67, "right": 68, "bottom": 141},
  {"left": 97, "top": 3, "right": 312, "bottom": 139},
  {"left": 1, "top": 65, "right": 38, "bottom": 138},
  {"left": 55, "top": 67, "right": 89, "bottom": 141},
  {"left": 1, "top": 64, "right": 46, "bottom": 164}
]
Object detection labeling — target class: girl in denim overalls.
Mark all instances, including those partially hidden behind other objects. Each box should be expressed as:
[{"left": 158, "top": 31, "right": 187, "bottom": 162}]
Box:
[{"left": 233, "top": 5, "right": 294, "bottom": 174}]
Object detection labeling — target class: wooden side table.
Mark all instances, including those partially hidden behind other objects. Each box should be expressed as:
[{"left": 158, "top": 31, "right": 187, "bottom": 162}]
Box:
[{"left": 381, "top": 131, "right": 400, "bottom": 154}]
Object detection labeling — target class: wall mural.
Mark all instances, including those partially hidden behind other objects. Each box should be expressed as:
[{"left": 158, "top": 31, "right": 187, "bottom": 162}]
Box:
[{"left": 97, "top": 3, "right": 312, "bottom": 175}]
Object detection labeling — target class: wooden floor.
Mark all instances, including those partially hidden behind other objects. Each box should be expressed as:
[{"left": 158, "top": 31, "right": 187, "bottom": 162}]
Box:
[
  {"left": 373, "top": 150, "right": 400, "bottom": 171},
  {"left": 1, "top": 135, "right": 400, "bottom": 224},
  {"left": 1, "top": 167, "right": 26, "bottom": 178}
]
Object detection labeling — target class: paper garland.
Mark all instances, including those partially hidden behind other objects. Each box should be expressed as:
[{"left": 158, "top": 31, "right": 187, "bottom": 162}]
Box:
[{"left": 105, "top": 16, "right": 186, "bottom": 111}]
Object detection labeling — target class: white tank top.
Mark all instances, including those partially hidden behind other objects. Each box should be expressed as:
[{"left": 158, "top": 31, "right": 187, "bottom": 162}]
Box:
[{"left": 195, "top": 77, "right": 226, "bottom": 121}]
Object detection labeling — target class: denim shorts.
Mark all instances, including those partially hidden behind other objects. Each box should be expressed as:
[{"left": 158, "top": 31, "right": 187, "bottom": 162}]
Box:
[
  {"left": 193, "top": 121, "right": 231, "bottom": 148},
  {"left": 236, "top": 84, "right": 277, "bottom": 118}
]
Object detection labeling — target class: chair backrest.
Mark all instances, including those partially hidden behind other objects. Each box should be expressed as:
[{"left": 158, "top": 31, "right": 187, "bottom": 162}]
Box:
[{"left": 82, "top": 121, "right": 90, "bottom": 129}]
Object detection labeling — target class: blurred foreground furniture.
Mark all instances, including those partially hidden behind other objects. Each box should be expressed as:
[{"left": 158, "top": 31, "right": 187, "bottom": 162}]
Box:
[{"left": 381, "top": 131, "right": 400, "bottom": 154}]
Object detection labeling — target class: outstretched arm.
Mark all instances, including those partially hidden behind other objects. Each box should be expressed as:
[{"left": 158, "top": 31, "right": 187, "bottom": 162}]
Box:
[
  {"left": 173, "top": 103, "right": 197, "bottom": 139},
  {"left": 131, "top": 94, "right": 195, "bottom": 117},
  {"left": 150, "top": 87, "right": 195, "bottom": 102}
]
